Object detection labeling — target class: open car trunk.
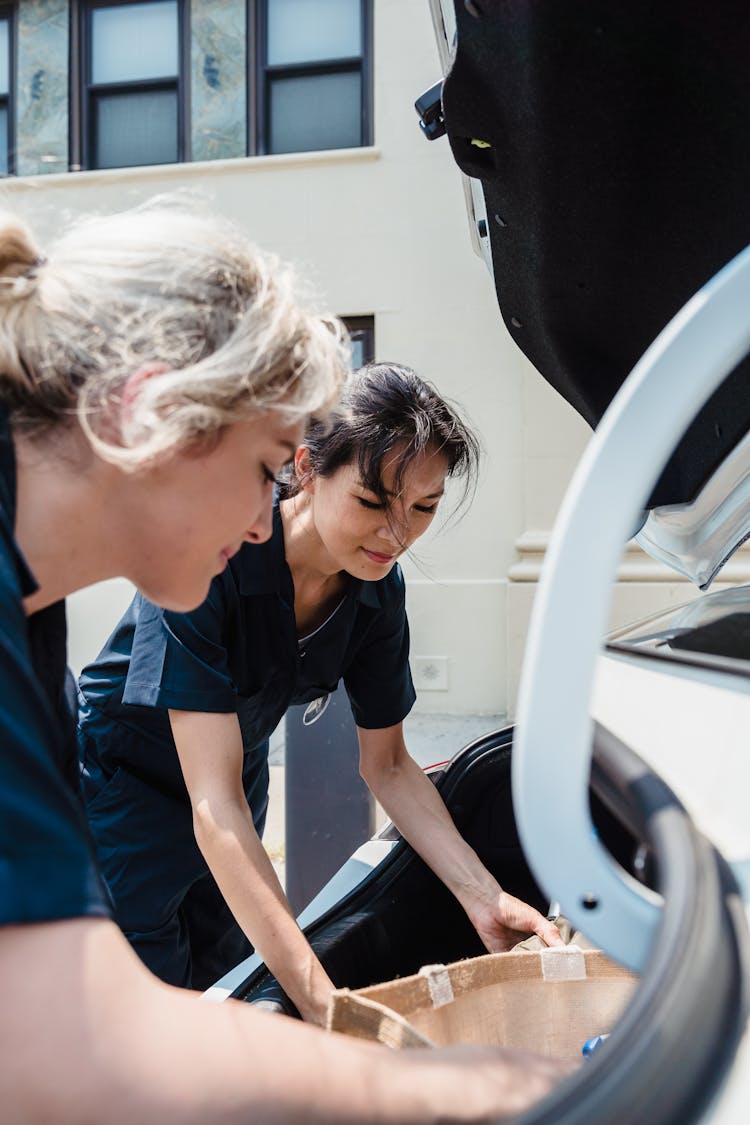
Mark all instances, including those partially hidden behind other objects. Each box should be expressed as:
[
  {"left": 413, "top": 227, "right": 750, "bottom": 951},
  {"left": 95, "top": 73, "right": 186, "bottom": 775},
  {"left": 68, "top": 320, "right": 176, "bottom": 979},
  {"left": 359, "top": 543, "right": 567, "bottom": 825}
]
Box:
[
  {"left": 230, "top": 728, "right": 747, "bottom": 1124},
  {"left": 213, "top": 8, "right": 750, "bottom": 1119}
]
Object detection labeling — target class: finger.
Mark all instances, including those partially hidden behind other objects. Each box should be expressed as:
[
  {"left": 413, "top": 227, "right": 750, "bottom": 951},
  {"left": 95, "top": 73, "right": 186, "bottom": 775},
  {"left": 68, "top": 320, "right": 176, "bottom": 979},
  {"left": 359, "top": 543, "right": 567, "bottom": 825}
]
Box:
[
  {"left": 483, "top": 933, "right": 516, "bottom": 954},
  {"left": 534, "top": 916, "right": 565, "bottom": 946}
]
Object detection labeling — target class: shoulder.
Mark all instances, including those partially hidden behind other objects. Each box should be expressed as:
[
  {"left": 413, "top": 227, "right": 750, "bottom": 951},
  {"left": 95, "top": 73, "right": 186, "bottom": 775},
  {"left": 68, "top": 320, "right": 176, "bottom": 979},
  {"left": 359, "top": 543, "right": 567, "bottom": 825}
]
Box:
[
  {"left": 0, "top": 504, "right": 28, "bottom": 617},
  {"left": 156, "top": 562, "right": 239, "bottom": 637},
  {"left": 361, "top": 561, "right": 407, "bottom": 616},
  {"left": 383, "top": 560, "right": 406, "bottom": 599},
  {"left": 0, "top": 445, "right": 36, "bottom": 604},
  {"left": 0, "top": 525, "right": 28, "bottom": 658},
  {"left": 226, "top": 508, "right": 287, "bottom": 598}
]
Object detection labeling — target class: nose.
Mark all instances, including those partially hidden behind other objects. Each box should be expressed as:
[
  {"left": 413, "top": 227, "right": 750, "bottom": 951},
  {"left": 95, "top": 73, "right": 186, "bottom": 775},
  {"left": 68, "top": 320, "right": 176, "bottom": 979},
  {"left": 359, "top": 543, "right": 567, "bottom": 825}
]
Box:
[
  {"left": 376, "top": 511, "right": 408, "bottom": 549},
  {"left": 244, "top": 492, "right": 274, "bottom": 545}
]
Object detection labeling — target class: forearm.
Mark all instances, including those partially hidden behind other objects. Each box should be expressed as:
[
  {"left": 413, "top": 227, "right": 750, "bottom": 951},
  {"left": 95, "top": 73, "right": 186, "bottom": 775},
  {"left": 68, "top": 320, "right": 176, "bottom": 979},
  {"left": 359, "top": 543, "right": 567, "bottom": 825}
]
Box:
[
  {"left": 362, "top": 732, "right": 561, "bottom": 952},
  {"left": 366, "top": 753, "right": 501, "bottom": 914},
  {"left": 170, "top": 709, "right": 332, "bottom": 1022},
  {"left": 194, "top": 799, "right": 333, "bottom": 1023},
  {"left": 0, "top": 919, "right": 568, "bottom": 1124}
]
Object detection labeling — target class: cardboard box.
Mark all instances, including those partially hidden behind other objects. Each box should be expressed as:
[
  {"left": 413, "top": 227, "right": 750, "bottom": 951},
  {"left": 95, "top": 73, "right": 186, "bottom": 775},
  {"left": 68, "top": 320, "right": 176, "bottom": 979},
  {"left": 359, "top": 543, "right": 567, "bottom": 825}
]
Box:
[{"left": 327, "top": 946, "right": 637, "bottom": 1061}]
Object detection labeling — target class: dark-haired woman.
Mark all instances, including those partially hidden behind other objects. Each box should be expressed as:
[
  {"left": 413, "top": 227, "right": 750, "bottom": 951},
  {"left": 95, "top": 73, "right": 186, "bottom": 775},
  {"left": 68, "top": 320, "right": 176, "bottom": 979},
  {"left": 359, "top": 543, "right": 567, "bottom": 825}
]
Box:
[{"left": 78, "top": 362, "right": 562, "bottom": 1021}]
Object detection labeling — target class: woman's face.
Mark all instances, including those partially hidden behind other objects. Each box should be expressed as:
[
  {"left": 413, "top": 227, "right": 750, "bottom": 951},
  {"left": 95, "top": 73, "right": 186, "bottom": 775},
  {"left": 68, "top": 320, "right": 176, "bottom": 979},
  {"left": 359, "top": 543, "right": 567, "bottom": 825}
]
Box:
[
  {"left": 303, "top": 443, "right": 449, "bottom": 580},
  {"left": 127, "top": 412, "right": 304, "bottom": 611}
]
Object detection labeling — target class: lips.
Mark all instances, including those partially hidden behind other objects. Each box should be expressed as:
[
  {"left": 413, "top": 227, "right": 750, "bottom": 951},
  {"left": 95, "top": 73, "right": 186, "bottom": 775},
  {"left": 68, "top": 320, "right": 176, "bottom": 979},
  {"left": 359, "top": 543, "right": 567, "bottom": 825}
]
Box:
[
  {"left": 218, "top": 543, "right": 242, "bottom": 567},
  {"left": 362, "top": 547, "right": 395, "bottom": 565}
]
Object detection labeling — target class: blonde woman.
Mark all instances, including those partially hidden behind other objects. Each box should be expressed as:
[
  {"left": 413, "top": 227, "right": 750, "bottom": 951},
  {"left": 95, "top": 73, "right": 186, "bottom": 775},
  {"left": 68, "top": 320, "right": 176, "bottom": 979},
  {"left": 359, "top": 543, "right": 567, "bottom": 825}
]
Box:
[{"left": 0, "top": 200, "right": 568, "bottom": 1122}]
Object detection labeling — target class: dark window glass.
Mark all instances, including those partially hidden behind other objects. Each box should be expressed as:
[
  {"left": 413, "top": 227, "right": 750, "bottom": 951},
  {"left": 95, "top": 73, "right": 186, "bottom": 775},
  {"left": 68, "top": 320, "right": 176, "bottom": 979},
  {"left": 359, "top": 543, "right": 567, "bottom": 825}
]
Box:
[
  {"left": 258, "top": 0, "right": 370, "bottom": 157},
  {"left": 82, "top": 0, "right": 184, "bottom": 171},
  {"left": 91, "top": 1, "right": 177, "bottom": 82},
  {"left": 269, "top": 71, "right": 361, "bottom": 155},
  {"left": 343, "top": 316, "right": 374, "bottom": 370},
  {"left": 0, "top": 8, "right": 14, "bottom": 175},
  {"left": 0, "top": 17, "right": 8, "bottom": 94},
  {"left": 0, "top": 104, "right": 7, "bottom": 175},
  {"left": 94, "top": 88, "right": 178, "bottom": 168},
  {"left": 267, "top": 0, "right": 360, "bottom": 66}
]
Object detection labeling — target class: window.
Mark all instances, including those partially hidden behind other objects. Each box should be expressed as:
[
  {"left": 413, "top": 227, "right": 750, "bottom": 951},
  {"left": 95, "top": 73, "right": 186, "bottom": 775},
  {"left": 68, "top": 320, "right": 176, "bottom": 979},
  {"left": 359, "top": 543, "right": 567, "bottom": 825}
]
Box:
[
  {"left": 343, "top": 316, "right": 374, "bottom": 370},
  {"left": 0, "top": 6, "right": 14, "bottom": 175},
  {"left": 75, "top": 0, "right": 187, "bottom": 171},
  {"left": 252, "top": 0, "right": 371, "bottom": 156}
]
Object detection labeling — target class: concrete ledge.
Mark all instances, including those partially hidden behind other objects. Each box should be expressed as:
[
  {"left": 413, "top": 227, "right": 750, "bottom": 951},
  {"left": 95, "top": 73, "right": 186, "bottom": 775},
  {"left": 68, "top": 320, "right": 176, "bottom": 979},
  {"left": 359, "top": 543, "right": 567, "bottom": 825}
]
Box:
[
  {"left": 1, "top": 146, "right": 383, "bottom": 192},
  {"left": 510, "top": 530, "right": 750, "bottom": 583}
]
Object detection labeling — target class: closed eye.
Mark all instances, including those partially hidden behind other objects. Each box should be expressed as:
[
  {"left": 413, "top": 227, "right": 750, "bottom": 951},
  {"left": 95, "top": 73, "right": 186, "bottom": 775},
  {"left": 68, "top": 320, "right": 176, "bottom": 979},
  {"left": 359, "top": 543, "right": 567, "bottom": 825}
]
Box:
[
  {"left": 357, "top": 496, "right": 385, "bottom": 510},
  {"left": 357, "top": 495, "right": 439, "bottom": 514},
  {"left": 264, "top": 455, "right": 294, "bottom": 487}
]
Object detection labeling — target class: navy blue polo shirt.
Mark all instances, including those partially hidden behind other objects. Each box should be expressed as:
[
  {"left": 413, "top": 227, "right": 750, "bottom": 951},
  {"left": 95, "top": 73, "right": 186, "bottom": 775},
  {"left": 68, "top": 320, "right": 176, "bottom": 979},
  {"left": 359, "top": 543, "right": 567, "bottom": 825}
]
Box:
[
  {"left": 78, "top": 501, "right": 416, "bottom": 795},
  {"left": 0, "top": 406, "right": 108, "bottom": 925}
]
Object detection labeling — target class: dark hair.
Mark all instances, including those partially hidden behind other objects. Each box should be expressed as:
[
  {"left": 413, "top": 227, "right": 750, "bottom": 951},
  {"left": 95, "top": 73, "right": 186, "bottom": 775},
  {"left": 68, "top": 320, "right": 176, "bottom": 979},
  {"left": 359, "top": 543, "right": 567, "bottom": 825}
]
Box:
[{"left": 284, "top": 362, "right": 480, "bottom": 518}]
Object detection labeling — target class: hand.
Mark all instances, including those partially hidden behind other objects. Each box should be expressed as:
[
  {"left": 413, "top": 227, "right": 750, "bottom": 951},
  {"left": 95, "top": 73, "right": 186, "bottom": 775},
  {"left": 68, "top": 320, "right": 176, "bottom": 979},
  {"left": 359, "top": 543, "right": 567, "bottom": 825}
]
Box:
[{"left": 469, "top": 889, "right": 565, "bottom": 953}]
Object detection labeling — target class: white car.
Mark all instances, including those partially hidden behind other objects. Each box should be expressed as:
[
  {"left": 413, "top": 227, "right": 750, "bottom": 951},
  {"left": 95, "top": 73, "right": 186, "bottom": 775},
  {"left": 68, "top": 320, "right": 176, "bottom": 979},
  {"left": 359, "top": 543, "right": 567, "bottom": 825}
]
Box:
[{"left": 209, "top": 3, "right": 750, "bottom": 1120}]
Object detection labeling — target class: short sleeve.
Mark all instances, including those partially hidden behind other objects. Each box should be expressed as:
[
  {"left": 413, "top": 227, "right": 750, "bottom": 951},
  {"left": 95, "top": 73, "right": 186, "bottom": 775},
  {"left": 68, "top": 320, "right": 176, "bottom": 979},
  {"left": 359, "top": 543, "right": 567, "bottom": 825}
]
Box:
[
  {"left": 344, "top": 573, "right": 416, "bottom": 730},
  {"left": 121, "top": 576, "right": 238, "bottom": 713},
  {"left": 0, "top": 556, "right": 108, "bottom": 925}
]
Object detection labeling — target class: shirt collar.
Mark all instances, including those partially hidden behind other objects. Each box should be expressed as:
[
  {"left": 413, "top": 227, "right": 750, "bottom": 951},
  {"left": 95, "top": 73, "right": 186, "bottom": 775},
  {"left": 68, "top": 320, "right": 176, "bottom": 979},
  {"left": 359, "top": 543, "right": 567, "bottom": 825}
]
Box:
[
  {"left": 0, "top": 403, "right": 16, "bottom": 525},
  {"left": 356, "top": 580, "right": 381, "bottom": 609},
  {"left": 235, "top": 499, "right": 288, "bottom": 596},
  {"left": 234, "top": 497, "right": 382, "bottom": 609},
  {"left": 0, "top": 405, "right": 38, "bottom": 599}
]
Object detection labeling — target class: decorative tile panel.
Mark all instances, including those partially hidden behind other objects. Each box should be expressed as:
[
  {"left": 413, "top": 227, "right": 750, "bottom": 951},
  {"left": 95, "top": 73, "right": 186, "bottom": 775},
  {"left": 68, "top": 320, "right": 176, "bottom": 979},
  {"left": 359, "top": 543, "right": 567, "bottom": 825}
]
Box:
[
  {"left": 191, "top": 0, "right": 246, "bottom": 162},
  {"left": 17, "top": 0, "right": 69, "bottom": 176}
]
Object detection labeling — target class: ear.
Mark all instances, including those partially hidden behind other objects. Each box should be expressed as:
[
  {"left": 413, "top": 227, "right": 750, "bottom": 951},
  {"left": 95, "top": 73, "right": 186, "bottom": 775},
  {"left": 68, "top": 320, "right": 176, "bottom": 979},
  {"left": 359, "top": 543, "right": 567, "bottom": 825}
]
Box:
[
  {"left": 120, "top": 362, "right": 171, "bottom": 420},
  {"left": 295, "top": 446, "right": 315, "bottom": 493}
]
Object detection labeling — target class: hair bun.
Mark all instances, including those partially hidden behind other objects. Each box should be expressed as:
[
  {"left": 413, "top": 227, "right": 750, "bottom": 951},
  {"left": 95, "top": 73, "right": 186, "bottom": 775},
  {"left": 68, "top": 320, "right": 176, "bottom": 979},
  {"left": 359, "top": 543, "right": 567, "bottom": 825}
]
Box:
[{"left": 0, "top": 213, "right": 42, "bottom": 280}]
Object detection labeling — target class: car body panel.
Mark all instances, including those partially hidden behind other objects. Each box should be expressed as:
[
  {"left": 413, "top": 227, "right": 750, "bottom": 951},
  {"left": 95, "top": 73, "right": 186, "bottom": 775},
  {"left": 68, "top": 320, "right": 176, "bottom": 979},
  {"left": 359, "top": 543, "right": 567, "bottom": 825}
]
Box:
[{"left": 594, "top": 648, "right": 750, "bottom": 899}]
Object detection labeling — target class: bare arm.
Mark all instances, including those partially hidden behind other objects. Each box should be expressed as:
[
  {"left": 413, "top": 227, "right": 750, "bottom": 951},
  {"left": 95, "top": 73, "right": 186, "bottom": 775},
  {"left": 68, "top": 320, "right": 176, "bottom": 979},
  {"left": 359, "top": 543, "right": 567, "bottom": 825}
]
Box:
[
  {"left": 358, "top": 724, "right": 563, "bottom": 951},
  {"left": 0, "top": 918, "right": 571, "bottom": 1124},
  {"left": 170, "top": 708, "right": 333, "bottom": 1024}
]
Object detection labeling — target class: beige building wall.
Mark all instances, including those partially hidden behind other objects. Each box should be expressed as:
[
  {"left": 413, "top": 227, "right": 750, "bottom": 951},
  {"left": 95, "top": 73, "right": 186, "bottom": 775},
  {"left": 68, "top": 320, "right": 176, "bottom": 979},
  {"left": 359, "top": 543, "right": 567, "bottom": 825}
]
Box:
[{"left": 6, "top": 0, "right": 741, "bottom": 714}]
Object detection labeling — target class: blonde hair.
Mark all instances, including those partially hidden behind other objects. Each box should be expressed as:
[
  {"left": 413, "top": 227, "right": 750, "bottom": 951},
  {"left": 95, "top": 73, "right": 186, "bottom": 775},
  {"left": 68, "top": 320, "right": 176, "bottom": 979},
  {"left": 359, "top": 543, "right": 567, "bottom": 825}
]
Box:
[{"left": 0, "top": 197, "right": 347, "bottom": 468}]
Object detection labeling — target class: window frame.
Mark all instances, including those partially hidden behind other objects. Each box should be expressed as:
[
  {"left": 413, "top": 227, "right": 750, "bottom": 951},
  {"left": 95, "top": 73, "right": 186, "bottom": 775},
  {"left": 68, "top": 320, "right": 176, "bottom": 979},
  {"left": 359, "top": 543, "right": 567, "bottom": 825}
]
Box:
[
  {"left": 71, "top": 0, "right": 190, "bottom": 172},
  {"left": 0, "top": 3, "right": 16, "bottom": 176},
  {"left": 248, "top": 0, "right": 372, "bottom": 157},
  {"left": 342, "top": 315, "right": 375, "bottom": 369}
]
